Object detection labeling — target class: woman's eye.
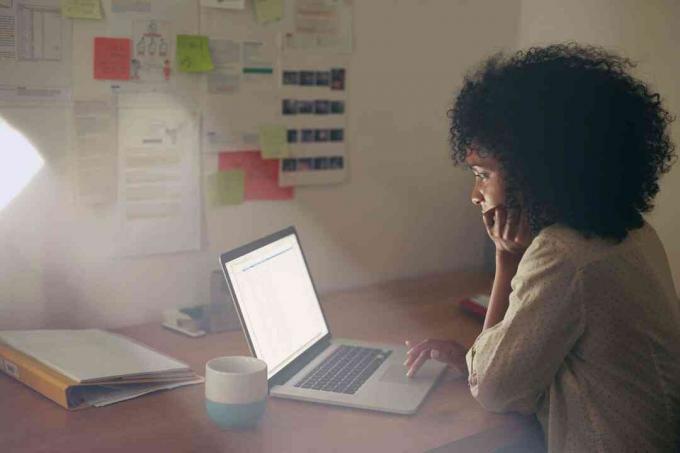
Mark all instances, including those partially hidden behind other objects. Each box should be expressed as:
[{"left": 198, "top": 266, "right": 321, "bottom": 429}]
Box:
[{"left": 473, "top": 172, "right": 489, "bottom": 180}]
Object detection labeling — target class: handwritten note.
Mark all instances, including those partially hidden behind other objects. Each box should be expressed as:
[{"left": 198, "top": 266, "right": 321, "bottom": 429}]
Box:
[
  {"left": 258, "top": 125, "right": 289, "bottom": 159},
  {"left": 94, "top": 38, "right": 131, "bottom": 80},
  {"left": 61, "top": 0, "right": 103, "bottom": 19},
  {"left": 253, "top": 0, "right": 283, "bottom": 24},
  {"left": 219, "top": 151, "right": 293, "bottom": 201},
  {"left": 176, "top": 35, "right": 214, "bottom": 73}
]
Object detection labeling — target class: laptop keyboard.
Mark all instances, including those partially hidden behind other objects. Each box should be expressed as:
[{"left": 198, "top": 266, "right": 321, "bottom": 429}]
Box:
[{"left": 294, "top": 345, "right": 392, "bottom": 394}]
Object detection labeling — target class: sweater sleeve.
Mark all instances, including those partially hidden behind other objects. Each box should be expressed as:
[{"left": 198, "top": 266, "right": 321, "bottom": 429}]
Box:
[{"left": 465, "top": 235, "right": 585, "bottom": 414}]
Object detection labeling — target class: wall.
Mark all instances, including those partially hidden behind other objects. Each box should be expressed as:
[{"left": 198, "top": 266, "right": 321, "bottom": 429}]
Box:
[
  {"left": 518, "top": 0, "right": 680, "bottom": 296},
  {"left": 0, "top": 0, "right": 520, "bottom": 329}
]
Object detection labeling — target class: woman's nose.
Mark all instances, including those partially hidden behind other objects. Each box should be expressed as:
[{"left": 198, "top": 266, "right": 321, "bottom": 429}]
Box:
[{"left": 471, "top": 187, "right": 483, "bottom": 206}]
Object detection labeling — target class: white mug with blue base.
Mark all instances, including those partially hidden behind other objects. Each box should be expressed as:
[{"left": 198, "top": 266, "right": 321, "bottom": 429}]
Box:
[{"left": 205, "top": 356, "right": 268, "bottom": 428}]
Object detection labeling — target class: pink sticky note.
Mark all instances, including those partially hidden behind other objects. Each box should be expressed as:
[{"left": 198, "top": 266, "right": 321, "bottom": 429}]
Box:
[
  {"left": 94, "top": 37, "right": 131, "bottom": 80},
  {"left": 218, "top": 151, "right": 294, "bottom": 201}
]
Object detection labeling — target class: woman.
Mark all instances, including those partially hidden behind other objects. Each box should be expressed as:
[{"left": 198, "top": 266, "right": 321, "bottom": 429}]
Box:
[{"left": 404, "top": 43, "right": 680, "bottom": 451}]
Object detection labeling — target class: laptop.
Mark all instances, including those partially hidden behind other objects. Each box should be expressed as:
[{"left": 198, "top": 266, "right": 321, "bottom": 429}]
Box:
[{"left": 219, "top": 226, "right": 447, "bottom": 414}]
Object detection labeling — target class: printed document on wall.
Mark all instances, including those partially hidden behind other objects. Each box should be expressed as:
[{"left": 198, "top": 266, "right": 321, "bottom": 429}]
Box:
[
  {"left": 285, "top": 0, "right": 352, "bottom": 53},
  {"left": 73, "top": 100, "right": 117, "bottom": 205},
  {"left": 117, "top": 94, "right": 201, "bottom": 256},
  {"left": 0, "top": 0, "right": 67, "bottom": 62},
  {"left": 0, "top": 84, "right": 71, "bottom": 104},
  {"left": 16, "top": 0, "right": 63, "bottom": 61},
  {"left": 0, "top": 0, "right": 72, "bottom": 97},
  {"left": 0, "top": 1, "right": 17, "bottom": 60},
  {"left": 207, "top": 38, "right": 241, "bottom": 95}
]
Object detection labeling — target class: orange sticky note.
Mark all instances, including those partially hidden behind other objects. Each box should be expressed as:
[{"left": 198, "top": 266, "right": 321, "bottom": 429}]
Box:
[{"left": 94, "top": 37, "right": 131, "bottom": 80}]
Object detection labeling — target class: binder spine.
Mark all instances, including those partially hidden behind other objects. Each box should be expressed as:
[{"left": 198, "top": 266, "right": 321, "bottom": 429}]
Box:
[{"left": 0, "top": 343, "right": 76, "bottom": 410}]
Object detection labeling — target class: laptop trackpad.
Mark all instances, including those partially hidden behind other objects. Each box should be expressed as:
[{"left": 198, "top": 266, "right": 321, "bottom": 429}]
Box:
[{"left": 380, "top": 364, "right": 427, "bottom": 384}]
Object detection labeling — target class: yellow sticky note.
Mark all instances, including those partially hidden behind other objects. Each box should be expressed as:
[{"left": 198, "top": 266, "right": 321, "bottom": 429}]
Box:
[
  {"left": 207, "top": 171, "right": 245, "bottom": 206},
  {"left": 176, "top": 35, "right": 214, "bottom": 73},
  {"left": 253, "top": 0, "right": 283, "bottom": 24},
  {"left": 61, "top": 0, "right": 103, "bottom": 19},
  {"left": 259, "top": 125, "right": 289, "bottom": 159}
]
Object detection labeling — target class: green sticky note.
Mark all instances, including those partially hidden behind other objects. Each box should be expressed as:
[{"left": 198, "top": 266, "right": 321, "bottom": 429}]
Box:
[
  {"left": 208, "top": 171, "right": 245, "bottom": 206},
  {"left": 176, "top": 35, "right": 214, "bottom": 73},
  {"left": 253, "top": 0, "right": 283, "bottom": 24},
  {"left": 61, "top": 0, "right": 103, "bottom": 19},
  {"left": 259, "top": 125, "right": 289, "bottom": 159}
]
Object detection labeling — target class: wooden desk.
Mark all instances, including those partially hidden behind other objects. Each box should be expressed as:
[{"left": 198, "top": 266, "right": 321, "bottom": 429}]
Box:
[{"left": 0, "top": 272, "right": 539, "bottom": 452}]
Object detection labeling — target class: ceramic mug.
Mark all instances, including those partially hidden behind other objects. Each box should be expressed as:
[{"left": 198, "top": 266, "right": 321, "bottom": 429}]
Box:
[{"left": 205, "top": 356, "right": 268, "bottom": 428}]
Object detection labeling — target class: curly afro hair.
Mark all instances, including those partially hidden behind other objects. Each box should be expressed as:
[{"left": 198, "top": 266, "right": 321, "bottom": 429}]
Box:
[{"left": 449, "top": 43, "right": 676, "bottom": 242}]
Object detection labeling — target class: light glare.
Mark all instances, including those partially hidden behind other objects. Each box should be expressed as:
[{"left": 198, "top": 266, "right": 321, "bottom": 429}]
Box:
[{"left": 0, "top": 119, "right": 44, "bottom": 211}]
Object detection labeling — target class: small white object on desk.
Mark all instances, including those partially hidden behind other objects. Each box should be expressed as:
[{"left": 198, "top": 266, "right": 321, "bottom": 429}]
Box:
[{"left": 162, "top": 309, "right": 207, "bottom": 337}]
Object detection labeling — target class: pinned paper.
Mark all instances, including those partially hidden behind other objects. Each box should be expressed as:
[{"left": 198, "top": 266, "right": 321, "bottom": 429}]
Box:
[
  {"left": 94, "top": 38, "right": 131, "bottom": 80},
  {"left": 219, "top": 151, "right": 293, "bottom": 201},
  {"left": 133, "top": 20, "right": 172, "bottom": 82},
  {"left": 253, "top": 0, "right": 283, "bottom": 24},
  {"left": 201, "top": 0, "right": 245, "bottom": 9},
  {"left": 207, "top": 170, "right": 245, "bottom": 206},
  {"left": 285, "top": 0, "right": 352, "bottom": 53},
  {"left": 61, "top": 0, "right": 103, "bottom": 19},
  {"left": 176, "top": 35, "right": 214, "bottom": 73},
  {"left": 117, "top": 94, "right": 201, "bottom": 256},
  {"left": 73, "top": 100, "right": 117, "bottom": 205},
  {"left": 111, "top": 0, "right": 151, "bottom": 13},
  {"left": 259, "top": 125, "right": 288, "bottom": 159},
  {"left": 242, "top": 40, "right": 275, "bottom": 73}
]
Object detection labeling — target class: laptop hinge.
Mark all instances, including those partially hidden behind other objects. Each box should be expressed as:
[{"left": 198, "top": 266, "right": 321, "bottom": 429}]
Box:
[{"left": 269, "top": 337, "right": 332, "bottom": 388}]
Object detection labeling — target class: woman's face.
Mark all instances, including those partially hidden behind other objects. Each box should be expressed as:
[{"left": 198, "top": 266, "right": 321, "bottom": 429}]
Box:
[{"left": 465, "top": 149, "right": 506, "bottom": 213}]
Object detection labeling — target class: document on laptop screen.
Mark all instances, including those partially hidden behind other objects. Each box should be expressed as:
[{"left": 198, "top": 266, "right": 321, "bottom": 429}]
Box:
[{"left": 224, "top": 234, "right": 329, "bottom": 378}]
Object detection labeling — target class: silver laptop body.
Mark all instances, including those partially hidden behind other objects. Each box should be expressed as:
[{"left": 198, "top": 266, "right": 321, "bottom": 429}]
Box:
[{"left": 219, "top": 226, "right": 446, "bottom": 415}]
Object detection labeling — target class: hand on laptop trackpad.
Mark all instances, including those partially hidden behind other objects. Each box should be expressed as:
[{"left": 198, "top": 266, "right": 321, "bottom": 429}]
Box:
[{"left": 380, "top": 364, "right": 436, "bottom": 384}]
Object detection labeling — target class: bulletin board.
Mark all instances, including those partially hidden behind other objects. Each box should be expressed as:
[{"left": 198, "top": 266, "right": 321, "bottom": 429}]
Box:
[{"left": 0, "top": 0, "right": 353, "bottom": 257}]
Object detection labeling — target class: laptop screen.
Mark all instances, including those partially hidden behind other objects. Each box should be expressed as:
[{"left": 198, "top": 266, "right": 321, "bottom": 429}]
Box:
[{"left": 223, "top": 233, "right": 329, "bottom": 379}]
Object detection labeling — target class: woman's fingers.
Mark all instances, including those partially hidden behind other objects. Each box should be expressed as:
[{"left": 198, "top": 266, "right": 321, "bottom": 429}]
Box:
[
  {"left": 404, "top": 339, "right": 438, "bottom": 368},
  {"left": 403, "top": 338, "right": 432, "bottom": 367},
  {"left": 483, "top": 206, "right": 504, "bottom": 240},
  {"left": 516, "top": 208, "right": 531, "bottom": 245},
  {"left": 404, "top": 339, "right": 457, "bottom": 374},
  {"left": 494, "top": 207, "right": 506, "bottom": 239},
  {"left": 504, "top": 208, "right": 519, "bottom": 240},
  {"left": 403, "top": 340, "right": 417, "bottom": 367},
  {"left": 406, "top": 348, "right": 431, "bottom": 378},
  {"left": 406, "top": 338, "right": 433, "bottom": 354},
  {"left": 482, "top": 209, "right": 494, "bottom": 233},
  {"left": 403, "top": 339, "right": 468, "bottom": 377},
  {"left": 481, "top": 205, "right": 531, "bottom": 254}
]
